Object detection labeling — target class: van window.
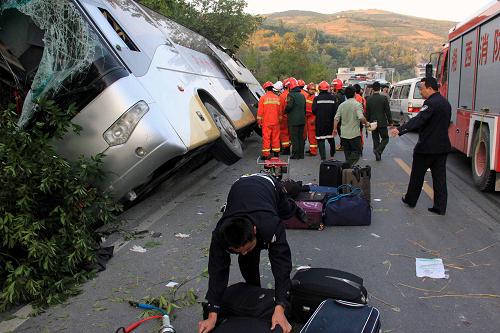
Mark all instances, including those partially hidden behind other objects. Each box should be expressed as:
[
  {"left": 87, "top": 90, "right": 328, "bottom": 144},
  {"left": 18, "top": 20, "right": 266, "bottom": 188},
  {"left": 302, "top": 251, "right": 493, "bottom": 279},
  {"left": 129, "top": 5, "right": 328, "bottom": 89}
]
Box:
[
  {"left": 413, "top": 82, "right": 423, "bottom": 99},
  {"left": 392, "top": 86, "right": 402, "bottom": 99},
  {"left": 400, "top": 85, "right": 410, "bottom": 99}
]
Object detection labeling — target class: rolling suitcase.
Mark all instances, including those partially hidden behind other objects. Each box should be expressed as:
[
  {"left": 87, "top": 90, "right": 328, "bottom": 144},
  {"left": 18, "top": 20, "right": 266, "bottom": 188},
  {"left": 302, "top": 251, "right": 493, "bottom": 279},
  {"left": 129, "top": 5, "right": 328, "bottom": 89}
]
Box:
[
  {"left": 213, "top": 317, "right": 283, "bottom": 333},
  {"left": 342, "top": 165, "right": 371, "bottom": 202},
  {"left": 283, "top": 201, "right": 324, "bottom": 230},
  {"left": 291, "top": 267, "right": 368, "bottom": 323},
  {"left": 300, "top": 299, "right": 381, "bottom": 333},
  {"left": 319, "top": 160, "right": 350, "bottom": 187}
]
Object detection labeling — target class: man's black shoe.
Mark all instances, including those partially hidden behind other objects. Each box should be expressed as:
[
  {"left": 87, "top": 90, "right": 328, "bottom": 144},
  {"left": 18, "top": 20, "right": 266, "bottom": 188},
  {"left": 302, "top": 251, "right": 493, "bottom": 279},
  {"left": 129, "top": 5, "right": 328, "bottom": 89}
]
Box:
[
  {"left": 260, "top": 155, "right": 269, "bottom": 160},
  {"left": 428, "top": 207, "right": 445, "bottom": 215},
  {"left": 375, "top": 151, "right": 381, "bottom": 161},
  {"left": 401, "top": 196, "right": 415, "bottom": 208},
  {"left": 281, "top": 147, "right": 290, "bottom": 155},
  {"left": 290, "top": 155, "right": 298, "bottom": 159}
]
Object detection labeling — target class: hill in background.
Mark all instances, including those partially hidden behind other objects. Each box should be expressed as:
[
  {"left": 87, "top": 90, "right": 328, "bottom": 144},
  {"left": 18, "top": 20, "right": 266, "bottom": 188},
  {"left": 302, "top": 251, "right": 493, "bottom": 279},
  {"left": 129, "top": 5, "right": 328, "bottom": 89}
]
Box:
[{"left": 238, "top": 9, "right": 455, "bottom": 83}]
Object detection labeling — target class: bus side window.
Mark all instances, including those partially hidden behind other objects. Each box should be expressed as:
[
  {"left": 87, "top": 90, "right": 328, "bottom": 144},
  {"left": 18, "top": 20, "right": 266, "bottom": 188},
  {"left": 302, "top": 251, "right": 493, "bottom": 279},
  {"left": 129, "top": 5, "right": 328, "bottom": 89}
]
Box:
[{"left": 99, "top": 8, "right": 139, "bottom": 52}]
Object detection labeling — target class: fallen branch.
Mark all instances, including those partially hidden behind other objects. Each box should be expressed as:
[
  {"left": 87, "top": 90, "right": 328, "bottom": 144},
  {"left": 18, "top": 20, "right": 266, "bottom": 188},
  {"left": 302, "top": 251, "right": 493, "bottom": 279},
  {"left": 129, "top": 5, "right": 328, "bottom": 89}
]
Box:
[
  {"left": 370, "top": 294, "right": 401, "bottom": 312},
  {"left": 419, "top": 293, "right": 500, "bottom": 300},
  {"left": 448, "top": 243, "right": 498, "bottom": 259}
]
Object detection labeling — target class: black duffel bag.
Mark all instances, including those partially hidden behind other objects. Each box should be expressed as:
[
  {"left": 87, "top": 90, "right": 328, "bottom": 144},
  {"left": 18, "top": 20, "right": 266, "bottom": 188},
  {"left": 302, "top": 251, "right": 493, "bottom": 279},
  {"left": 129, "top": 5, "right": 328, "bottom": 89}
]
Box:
[
  {"left": 213, "top": 317, "right": 283, "bottom": 333},
  {"left": 203, "top": 282, "right": 277, "bottom": 322},
  {"left": 324, "top": 185, "right": 371, "bottom": 226},
  {"left": 290, "top": 268, "right": 368, "bottom": 323}
]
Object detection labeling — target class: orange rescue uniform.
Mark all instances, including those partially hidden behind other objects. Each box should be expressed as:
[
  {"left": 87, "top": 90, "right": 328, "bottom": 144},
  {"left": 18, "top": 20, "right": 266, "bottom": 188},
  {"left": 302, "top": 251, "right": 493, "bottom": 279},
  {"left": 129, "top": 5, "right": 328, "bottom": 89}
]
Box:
[
  {"left": 257, "top": 91, "right": 282, "bottom": 157},
  {"left": 304, "top": 93, "right": 317, "bottom": 155},
  {"left": 279, "top": 90, "right": 290, "bottom": 150},
  {"left": 355, "top": 93, "right": 367, "bottom": 147}
]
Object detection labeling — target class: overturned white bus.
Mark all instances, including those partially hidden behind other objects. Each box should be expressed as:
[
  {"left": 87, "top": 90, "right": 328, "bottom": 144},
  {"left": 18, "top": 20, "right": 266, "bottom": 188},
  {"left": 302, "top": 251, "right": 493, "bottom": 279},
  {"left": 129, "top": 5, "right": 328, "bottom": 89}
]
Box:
[{"left": 0, "top": 0, "right": 263, "bottom": 201}]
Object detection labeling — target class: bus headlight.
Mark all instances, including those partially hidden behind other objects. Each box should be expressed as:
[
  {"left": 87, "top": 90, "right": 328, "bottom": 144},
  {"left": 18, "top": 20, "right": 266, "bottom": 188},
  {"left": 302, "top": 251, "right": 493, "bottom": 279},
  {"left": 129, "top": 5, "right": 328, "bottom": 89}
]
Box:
[{"left": 103, "top": 101, "right": 149, "bottom": 146}]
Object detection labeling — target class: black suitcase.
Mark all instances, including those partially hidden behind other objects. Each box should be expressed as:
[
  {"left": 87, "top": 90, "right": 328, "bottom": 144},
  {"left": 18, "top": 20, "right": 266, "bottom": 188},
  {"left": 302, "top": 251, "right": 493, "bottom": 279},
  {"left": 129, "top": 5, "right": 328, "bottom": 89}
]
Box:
[
  {"left": 213, "top": 317, "right": 283, "bottom": 333},
  {"left": 342, "top": 165, "right": 371, "bottom": 203},
  {"left": 291, "top": 268, "right": 368, "bottom": 323},
  {"left": 300, "top": 299, "right": 381, "bottom": 333},
  {"left": 319, "top": 160, "right": 350, "bottom": 187}
]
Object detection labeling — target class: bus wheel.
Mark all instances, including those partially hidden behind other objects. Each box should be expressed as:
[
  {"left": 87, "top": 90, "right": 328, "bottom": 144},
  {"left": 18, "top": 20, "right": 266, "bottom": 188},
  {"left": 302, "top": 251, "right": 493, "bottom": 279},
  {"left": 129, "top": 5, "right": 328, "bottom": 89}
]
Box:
[
  {"left": 471, "top": 125, "right": 496, "bottom": 191},
  {"left": 204, "top": 102, "right": 243, "bottom": 165}
]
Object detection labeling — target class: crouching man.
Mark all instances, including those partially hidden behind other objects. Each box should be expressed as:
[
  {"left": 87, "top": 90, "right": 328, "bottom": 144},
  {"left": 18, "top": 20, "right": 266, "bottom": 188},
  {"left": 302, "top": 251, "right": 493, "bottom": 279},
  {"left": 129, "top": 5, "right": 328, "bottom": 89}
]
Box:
[{"left": 198, "top": 173, "right": 303, "bottom": 333}]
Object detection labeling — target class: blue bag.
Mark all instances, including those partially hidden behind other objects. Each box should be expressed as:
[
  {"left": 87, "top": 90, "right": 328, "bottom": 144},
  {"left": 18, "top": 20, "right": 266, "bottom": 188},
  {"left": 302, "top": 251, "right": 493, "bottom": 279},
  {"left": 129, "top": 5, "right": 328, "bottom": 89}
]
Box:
[{"left": 324, "top": 185, "right": 371, "bottom": 226}]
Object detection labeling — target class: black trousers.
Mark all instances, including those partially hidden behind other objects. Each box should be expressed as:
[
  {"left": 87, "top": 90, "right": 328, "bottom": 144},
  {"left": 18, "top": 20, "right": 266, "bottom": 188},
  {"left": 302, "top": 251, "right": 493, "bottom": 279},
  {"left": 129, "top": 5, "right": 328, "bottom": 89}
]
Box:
[
  {"left": 342, "top": 136, "right": 362, "bottom": 167},
  {"left": 238, "top": 246, "right": 262, "bottom": 287},
  {"left": 405, "top": 152, "right": 448, "bottom": 213},
  {"left": 289, "top": 125, "right": 305, "bottom": 158},
  {"left": 372, "top": 126, "right": 389, "bottom": 155}
]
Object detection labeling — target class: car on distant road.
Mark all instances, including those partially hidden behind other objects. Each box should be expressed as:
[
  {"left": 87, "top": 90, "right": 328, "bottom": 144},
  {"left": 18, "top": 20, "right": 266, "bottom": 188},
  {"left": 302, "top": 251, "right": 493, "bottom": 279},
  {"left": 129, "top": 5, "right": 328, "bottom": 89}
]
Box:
[{"left": 388, "top": 77, "right": 424, "bottom": 124}]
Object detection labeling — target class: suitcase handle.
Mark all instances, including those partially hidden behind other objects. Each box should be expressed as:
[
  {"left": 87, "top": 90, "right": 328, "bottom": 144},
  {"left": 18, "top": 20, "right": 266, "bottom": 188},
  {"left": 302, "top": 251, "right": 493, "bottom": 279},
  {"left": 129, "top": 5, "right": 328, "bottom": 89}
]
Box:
[
  {"left": 326, "top": 185, "right": 361, "bottom": 204},
  {"left": 324, "top": 275, "right": 363, "bottom": 291},
  {"left": 334, "top": 299, "right": 366, "bottom": 308}
]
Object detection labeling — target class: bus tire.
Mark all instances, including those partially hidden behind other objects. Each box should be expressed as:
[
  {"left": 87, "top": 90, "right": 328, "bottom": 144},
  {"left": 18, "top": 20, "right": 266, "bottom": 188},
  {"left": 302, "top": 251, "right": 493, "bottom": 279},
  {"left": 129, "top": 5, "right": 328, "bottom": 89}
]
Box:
[
  {"left": 471, "top": 125, "right": 496, "bottom": 191},
  {"left": 204, "top": 102, "right": 243, "bottom": 165}
]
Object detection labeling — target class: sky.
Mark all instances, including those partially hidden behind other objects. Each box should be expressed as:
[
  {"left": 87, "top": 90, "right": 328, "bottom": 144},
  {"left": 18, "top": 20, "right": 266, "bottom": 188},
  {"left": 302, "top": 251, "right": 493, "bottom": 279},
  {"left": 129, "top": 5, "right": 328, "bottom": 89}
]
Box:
[{"left": 244, "top": 0, "right": 495, "bottom": 22}]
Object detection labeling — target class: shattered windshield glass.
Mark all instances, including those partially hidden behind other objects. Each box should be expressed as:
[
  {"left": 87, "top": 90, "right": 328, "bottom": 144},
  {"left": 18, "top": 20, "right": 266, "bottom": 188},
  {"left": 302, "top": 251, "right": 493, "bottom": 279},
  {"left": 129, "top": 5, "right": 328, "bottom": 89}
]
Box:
[{"left": 0, "top": 0, "right": 123, "bottom": 127}]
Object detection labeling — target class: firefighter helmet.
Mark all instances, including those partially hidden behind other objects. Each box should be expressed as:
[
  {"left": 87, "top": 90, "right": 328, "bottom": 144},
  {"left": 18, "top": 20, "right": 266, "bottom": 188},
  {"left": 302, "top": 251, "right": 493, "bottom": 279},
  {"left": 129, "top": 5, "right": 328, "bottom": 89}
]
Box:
[
  {"left": 318, "top": 81, "right": 330, "bottom": 91},
  {"left": 288, "top": 77, "right": 299, "bottom": 90},
  {"left": 283, "top": 78, "right": 291, "bottom": 88},
  {"left": 297, "top": 79, "right": 306, "bottom": 87},
  {"left": 262, "top": 81, "right": 274, "bottom": 89},
  {"left": 273, "top": 80, "right": 283, "bottom": 91},
  {"left": 331, "top": 79, "right": 343, "bottom": 90}
]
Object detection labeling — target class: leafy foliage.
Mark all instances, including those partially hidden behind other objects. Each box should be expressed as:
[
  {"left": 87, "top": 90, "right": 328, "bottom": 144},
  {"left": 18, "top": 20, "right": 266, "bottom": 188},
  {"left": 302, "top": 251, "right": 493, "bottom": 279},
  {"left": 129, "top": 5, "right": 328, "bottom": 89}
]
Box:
[
  {"left": 0, "top": 101, "right": 122, "bottom": 310},
  {"left": 138, "top": 0, "right": 263, "bottom": 50},
  {"left": 238, "top": 10, "right": 452, "bottom": 83}
]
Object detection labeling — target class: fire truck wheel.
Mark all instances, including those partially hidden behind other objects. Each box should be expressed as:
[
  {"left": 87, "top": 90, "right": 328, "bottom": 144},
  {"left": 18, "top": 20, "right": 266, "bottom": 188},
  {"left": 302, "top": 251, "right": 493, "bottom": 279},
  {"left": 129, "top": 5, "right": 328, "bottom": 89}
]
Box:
[
  {"left": 204, "top": 102, "right": 243, "bottom": 165},
  {"left": 471, "top": 125, "right": 496, "bottom": 191}
]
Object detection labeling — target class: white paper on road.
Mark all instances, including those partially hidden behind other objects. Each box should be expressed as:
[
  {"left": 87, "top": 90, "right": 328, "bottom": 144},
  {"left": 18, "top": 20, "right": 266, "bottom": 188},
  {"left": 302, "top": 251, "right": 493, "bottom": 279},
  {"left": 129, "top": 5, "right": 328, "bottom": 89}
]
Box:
[
  {"left": 175, "top": 233, "right": 190, "bottom": 238},
  {"left": 373, "top": 199, "right": 382, "bottom": 202},
  {"left": 371, "top": 233, "right": 381, "bottom": 238},
  {"left": 165, "top": 281, "right": 179, "bottom": 288},
  {"left": 130, "top": 245, "right": 147, "bottom": 253},
  {"left": 415, "top": 258, "right": 446, "bottom": 278}
]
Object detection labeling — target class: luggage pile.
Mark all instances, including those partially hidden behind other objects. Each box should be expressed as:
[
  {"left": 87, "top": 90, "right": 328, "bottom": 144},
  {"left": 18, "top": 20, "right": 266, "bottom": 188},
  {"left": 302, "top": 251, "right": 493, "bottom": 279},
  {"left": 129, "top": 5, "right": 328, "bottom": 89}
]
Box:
[
  {"left": 285, "top": 159, "right": 372, "bottom": 229},
  {"left": 205, "top": 267, "right": 381, "bottom": 332}
]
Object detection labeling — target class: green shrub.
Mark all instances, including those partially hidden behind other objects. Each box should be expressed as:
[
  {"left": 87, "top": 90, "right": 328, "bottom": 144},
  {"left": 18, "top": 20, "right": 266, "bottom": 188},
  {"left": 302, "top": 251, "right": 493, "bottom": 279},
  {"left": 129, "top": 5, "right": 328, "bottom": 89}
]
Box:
[{"left": 0, "top": 100, "right": 122, "bottom": 311}]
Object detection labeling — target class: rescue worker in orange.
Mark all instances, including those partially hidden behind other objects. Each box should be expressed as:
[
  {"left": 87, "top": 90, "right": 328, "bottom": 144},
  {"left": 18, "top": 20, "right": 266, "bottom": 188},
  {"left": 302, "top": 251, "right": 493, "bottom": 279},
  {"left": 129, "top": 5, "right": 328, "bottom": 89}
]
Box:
[
  {"left": 304, "top": 82, "right": 318, "bottom": 156},
  {"left": 353, "top": 83, "right": 367, "bottom": 149},
  {"left": 331, "top": 79, "right": 345, "bottom": 151},
  {"left": 257, "top": 81, "right": 281, "bottom": 159},
  {"left": 279, "top": 78, "right": 291, "bottom": 155}
]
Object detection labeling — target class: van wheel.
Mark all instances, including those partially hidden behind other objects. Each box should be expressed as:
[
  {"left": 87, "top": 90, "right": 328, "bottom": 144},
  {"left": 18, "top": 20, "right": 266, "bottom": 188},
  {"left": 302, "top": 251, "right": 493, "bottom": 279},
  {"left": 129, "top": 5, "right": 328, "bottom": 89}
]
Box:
[
  {"left": 471, "top": 125, "right": 496, "bottom": 191},
  {"left": 204, "top": 102, "right": 243, "bottom": 165}
]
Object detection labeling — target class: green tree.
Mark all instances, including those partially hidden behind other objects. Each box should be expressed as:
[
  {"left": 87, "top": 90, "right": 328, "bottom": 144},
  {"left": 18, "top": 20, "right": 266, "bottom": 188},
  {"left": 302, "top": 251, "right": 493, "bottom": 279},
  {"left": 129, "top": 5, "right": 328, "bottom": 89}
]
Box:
[{"left": 0, "top": 101, "right": 121, "bottom": 310}]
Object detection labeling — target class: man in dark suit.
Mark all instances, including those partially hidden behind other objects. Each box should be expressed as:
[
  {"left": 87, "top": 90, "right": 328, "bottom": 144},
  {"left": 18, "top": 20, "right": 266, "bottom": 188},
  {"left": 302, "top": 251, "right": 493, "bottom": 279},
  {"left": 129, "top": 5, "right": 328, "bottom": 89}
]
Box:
[
  {"left": 390, "top": 77, "right": 451, "bottom": 215},
  {"left": 366, "top": 81, "right": 392, "bottom": 161}
]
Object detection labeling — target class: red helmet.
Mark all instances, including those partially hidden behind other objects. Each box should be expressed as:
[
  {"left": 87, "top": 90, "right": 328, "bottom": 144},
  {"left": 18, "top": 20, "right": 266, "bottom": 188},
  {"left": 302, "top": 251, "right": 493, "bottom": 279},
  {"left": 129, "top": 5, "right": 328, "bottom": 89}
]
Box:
[
  {"left": 331, "top": 79, "right": 343, "bottom": 90},
  {"left": 318, "top": 81, "right": 330, "bottom": 91},
  {"left": 307, "top": 82, "right": 316, "bottom": 90},
  {"left": 288, "top": 77, "right": 299, "bottom": 90},
  {"left": 297, "top": 79, "right": 306, "bottom": 87},
  {"left": 283, "top": 78, "right": 291, "bottom": 88},
  {"left": 262, "top": 81, "right": 274, "bottom": 89}
]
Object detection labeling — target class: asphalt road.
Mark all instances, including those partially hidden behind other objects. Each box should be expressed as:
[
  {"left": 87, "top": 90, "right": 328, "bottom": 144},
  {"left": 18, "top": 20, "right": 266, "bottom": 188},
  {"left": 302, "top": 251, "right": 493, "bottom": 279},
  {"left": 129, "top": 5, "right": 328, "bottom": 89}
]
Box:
[{"left": 3, "top": 131, "right": 500, "bottom": 333}]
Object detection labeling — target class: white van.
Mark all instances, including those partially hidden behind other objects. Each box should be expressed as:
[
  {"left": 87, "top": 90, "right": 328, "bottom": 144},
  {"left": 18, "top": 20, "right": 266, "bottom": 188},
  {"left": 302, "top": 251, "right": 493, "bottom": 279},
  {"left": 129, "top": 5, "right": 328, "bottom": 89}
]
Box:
[
  {"left": 388, "top": 78, "right": 425, "bottom": 124},
  {"left": 0, "top": 0, "right": 263, "bottom": 202}
]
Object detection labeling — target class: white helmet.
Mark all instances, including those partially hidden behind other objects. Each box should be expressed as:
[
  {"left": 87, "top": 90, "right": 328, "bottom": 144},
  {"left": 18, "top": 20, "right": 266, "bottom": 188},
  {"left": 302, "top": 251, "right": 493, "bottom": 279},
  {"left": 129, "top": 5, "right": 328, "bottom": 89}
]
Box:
[{"left": 273, "top": 80, "right": 283, "bottom": 91}]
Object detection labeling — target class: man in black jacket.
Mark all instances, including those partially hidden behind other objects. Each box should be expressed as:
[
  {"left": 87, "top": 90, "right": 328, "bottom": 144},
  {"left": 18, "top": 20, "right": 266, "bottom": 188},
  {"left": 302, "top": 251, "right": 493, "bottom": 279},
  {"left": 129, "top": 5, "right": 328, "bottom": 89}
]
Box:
[
  {"left": 198, "top": 174, "right": 303, "bottom": 333},
  {"left": 366, "top": 81, "right": 392, "bottom": 161},
  {"left": 390, "top": 77, "right": 451, "bottom": 215}
]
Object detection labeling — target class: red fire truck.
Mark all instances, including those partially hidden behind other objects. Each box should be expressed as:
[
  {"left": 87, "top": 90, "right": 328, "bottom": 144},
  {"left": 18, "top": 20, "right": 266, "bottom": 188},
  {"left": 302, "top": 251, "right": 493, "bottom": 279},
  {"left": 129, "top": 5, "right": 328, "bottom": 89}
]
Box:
[{"left": 433, "top": 1, "right": 500, "bottom": 191}]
